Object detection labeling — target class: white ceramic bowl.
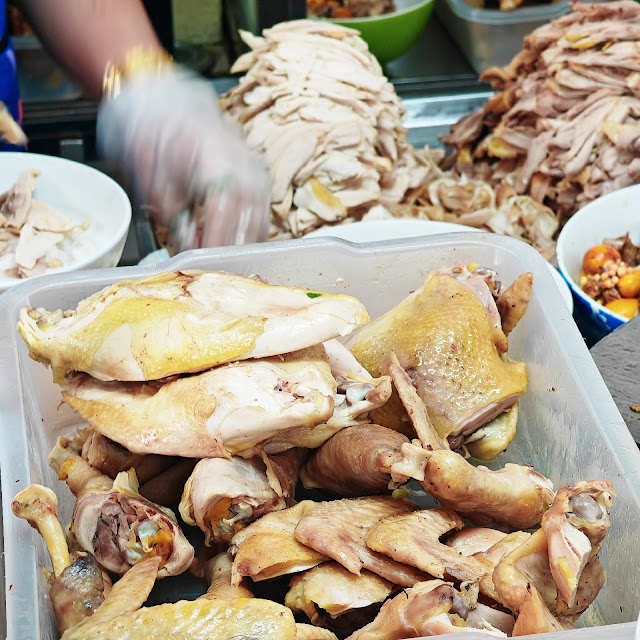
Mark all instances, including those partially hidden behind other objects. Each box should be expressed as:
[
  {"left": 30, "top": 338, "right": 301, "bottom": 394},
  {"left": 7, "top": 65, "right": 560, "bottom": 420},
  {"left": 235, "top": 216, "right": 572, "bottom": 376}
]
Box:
[
  {"left": 557, "top": 185, "right": 640, "bottom": 336},
  {"left": 0, "top": 152, "right": 131, "bottom": 293},
  {"left": 307, "top": 219, "right": 574, "bottom": 313}
]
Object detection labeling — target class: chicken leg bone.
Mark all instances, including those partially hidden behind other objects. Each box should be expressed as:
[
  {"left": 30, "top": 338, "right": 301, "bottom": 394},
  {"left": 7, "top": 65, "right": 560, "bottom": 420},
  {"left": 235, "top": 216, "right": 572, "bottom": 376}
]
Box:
[{"left": 12, "top": 484, "right": 71, "bottom": 576}]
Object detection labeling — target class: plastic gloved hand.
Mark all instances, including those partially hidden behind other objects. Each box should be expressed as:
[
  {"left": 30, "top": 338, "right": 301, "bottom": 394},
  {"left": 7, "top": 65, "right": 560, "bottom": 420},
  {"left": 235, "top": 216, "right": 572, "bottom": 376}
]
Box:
[{"left": 96, "top": 67, "right": 270, "bottom": 250}]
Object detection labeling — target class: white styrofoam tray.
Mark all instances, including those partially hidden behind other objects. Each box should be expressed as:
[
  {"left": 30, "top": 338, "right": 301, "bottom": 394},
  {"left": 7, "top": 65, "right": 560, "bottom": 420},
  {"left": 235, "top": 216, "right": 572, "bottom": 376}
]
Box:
[{"left": 1, "top": 233, "right": 639, "bottom": 639}]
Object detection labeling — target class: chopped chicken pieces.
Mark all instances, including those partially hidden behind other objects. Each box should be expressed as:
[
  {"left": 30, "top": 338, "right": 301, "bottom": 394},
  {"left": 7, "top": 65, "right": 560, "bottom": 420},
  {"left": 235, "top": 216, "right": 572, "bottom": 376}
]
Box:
[
  {"left": 18, "top": 270, "right": 368, "bottom": 382},
  {"left": 48, "top": 436, "right": 194, "bottom": 577},
  {"left": 196, "top": 551, "right": 254, "bottom": 601},
  {"left": 512, "top": 585, "right": 573, "bottom": 636},
  {"left": 542, "top": 480, "right": 613, "bottom": 610},
  {"left": 231, "top": 501, "right": 328, "bottom": 583},
  {"left": 180, "top": 450, "right": 298, "bottom": 544},
  {"left": 346, "top": 269, "right": 527, "bottom": 448},
  {"left": 294, "top": 496, "right": 429, "bottom": 586},
  {"left": 445, "top": 527, "right": 508, "bottom": 556},
  {"left": 300, "top": 424, "right": 409, "bottom": 496},
  {"left": 61, "top": 346, "right": 336, "bottom": 458},
  {"left": 286, "top": 562, "right": 395, "bottom": 624},
  {"left": 0, "top": 101, "right": 27, "bottom": 146},
  {"left": 12, "top": 484, "right": 110, "bottom": 634}
]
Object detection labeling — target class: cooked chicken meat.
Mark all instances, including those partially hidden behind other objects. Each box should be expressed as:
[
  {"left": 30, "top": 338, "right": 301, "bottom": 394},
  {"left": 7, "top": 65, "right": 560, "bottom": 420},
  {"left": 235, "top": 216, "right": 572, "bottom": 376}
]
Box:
[
  {"left": 541, "top": 480, "right": 613, "bottom": 609},
  {"left": 137, "top": 459, "right": 198, "bottom": 506},
  {"left": 285, "top": 562, "right": 395, "bottom": 626},
  {"left": 365, "top": 508, "right": 494, "bottom": 583},
  {"left": 445, "top": 527, "right": 508, "bottom": 556},
  {"left": 0, "top": 100, "right": 27, "bottom": 146},
  {"left": 12, "top": 484, "right": 110, "bottom": 634},
  {"left": 180, "top": 450, "right": 299, "bottom": 544},
  {"left": 18, "top": 270, "right": 368, "bottom": 382},
  {"left": 61, "top": 556, "right": 300, "bottom": 640},
  {"left": 265, "top": 340, "right": 392, "bottom": 452},
  {"left": 81, "top": 431, "right": 177, "bottom": 485},
  {"left": 492, "top": 528, "right": 606, "bottom": 619},
  {"left": 512, "top": 585, "right": 573, "bottom": 636},
  {"left": 391, "top": 442, "right": 555, "bottom": 529},
  {"left": 61, "top": 346, "right": 335, "bottom": 458},
  {"left": 346, "top": 579, "right": 506, "bottom": 639},
  {"left": 346, "top": 269, "right": 527, "bottom": 447},
  {"left": 49, "top": 436, "right": 194, "bottom": 577},
  {"left": 221, "top": 21, "right": 433, "bottom": 240},
  {"left": 0, "top": 168, "right": 37, "bottom": 229},
  {"left": 300, "top": 424, "right": 409, "bottom": 496},
  {"left": 444, "top": 1, "right": 640, "bottom": 225},
  {"left": 195, "top": 551, "right": 254, "bottom": 601},
  {"left": 496, "top": 272, "right": 533, "bottom": 337},
  {"left": 294, "top": 496, "right": 428, "bottom": 586},
  {"left": 231, "top": 501, "right": 328, "bottom": 583}
]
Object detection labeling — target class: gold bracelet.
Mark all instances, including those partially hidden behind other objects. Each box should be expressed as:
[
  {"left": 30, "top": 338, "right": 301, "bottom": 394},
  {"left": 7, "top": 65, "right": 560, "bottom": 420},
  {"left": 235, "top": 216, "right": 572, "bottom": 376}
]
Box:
[{"left": 102, "top": 46, "right": 174, "bottom": 99}]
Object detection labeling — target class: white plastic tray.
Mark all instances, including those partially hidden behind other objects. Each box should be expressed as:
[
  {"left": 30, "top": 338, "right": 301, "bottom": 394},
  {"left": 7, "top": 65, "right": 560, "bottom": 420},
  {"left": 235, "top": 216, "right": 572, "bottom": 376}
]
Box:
[{"left": 1, "top": 233, "right": 640, "bottom": 639}]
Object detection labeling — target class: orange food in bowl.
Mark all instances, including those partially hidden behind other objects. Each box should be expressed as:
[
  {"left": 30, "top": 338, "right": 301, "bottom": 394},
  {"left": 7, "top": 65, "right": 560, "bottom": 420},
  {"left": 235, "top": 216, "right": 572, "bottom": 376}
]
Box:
[
  {"left": 605, "top": 298, "right": 639, "bottom": 320},
  {"left": 617, "top": 271, "right": 640, "bottom": 298},
  {"left": 582, "top": 245, "right": 622, "bottom": 275}
]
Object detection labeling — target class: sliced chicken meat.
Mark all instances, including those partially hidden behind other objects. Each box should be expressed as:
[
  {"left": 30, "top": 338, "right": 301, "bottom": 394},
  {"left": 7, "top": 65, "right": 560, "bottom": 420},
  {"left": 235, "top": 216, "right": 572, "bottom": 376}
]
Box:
[
  {"left": 18, "top": 270, "right": 368, "bottom": 382},
  {"left": 0, "top": 168, "right": 37, "bottom": 229}
]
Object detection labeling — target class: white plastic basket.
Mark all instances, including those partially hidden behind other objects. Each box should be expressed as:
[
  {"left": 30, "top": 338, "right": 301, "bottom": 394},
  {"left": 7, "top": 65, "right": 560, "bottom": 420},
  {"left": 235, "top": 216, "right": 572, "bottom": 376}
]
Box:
[{"left": 1, "top": 233, "right": 639, "bottom": 639}]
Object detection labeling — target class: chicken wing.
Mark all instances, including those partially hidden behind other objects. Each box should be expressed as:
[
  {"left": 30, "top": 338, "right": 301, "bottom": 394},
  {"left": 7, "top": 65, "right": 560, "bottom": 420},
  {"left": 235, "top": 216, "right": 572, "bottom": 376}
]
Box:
[
  {"left": 346, "top": 579, "right": 505, "bottom": 639},
  {"left": 365, "top": 508, "right": 495, "bottom": 583},
  {"left": 285, "top": 562, "right": 396, "bottom": 627},
  {"left": 194, "top": 551, "right": 254, "bottom": 600},
  {"left": 18, "top": 269, "right": 369, "bottom": 382},
  {"left": 492, "top": 528, "right": 606, "bottom": 619},
  {"left": 294, "top": 496, "right": 428, "bottom": 586},
  {"left": 62, "top": 555, "right": 299, "bottom": 640},
  {"left": 61, "top": 346, "right": 336, "bottom": 458},
  {"left": 300, "top": 424, "right": 409, "bottom": 496},
  {"left": 180, "top": 450, "right": 299, "bottom": 544},
  {"left": 230, "top": 501, "right": 328, "bottom": 583},
  {"left": 346, "top": 268, "right": 527, "bottom": 445},
  {"left": 12, "top": 484, "right": 110, "bottom": 634},
  {"left": 541, "top": 480, "right": 613, "bottom": 610},
  {"left": 49, "top": 436, "right": 194, "bottom": 577}
]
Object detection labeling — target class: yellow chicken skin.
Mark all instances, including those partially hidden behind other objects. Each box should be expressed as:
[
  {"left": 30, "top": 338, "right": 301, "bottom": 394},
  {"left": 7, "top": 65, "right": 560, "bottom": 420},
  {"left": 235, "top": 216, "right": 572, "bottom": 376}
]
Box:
[
  {"left": 346, "top": 271, "right": 527, "bottom": 445},
  {"left": 17, "top": 270, "right": 369, "bottom": 383}
]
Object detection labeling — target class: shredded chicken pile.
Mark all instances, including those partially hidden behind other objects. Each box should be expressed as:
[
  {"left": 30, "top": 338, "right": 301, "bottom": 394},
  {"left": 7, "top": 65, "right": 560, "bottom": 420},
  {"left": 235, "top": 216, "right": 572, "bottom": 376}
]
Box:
[
  {"left": 444, "top": 0, "right": 640, "bottom": 227},
  {"left": 220, "top": 20, "right": 558, "bottom": 257}
]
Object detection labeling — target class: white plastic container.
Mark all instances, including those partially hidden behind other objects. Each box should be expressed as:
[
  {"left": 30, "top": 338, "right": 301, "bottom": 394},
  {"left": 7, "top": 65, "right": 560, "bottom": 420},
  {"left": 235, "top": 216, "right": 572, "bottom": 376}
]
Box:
[{"left": 1, "top": 233, "right": 640, "bottom": 639}]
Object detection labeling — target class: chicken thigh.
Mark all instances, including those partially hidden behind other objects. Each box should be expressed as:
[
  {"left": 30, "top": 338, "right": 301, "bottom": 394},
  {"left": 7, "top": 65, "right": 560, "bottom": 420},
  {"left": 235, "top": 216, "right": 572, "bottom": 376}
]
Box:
[
  {"left": 18, "top": 270, "right": 369, "bottom": 382},
  {"left": 49, "top": 436, "right": 194, "bottom": 577},
  {"left": 61, "top": 346, "right": 336, "bottom": 458},
  {"left": 346, "top": 268, "right": 527, "bottom": 447}
]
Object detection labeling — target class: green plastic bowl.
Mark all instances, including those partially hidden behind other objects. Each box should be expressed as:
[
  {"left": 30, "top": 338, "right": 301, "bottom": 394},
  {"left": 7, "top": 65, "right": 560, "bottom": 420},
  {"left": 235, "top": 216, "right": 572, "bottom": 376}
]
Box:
[{"left": 326, "top": 0, "right": 435, "bottom": 64}]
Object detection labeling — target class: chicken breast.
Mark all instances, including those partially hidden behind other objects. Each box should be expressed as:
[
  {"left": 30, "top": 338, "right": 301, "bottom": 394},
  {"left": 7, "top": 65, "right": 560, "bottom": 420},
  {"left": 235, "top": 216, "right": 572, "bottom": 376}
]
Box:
[
  {"left": 346, "top": 271, "right": 527, "bottom": 444},
  {"left": 61, "top": 346, "right": 336, "bottom": 458},
  {"left": 294, "top": 496, "right": 428, "bottom": 586},
  {"left": 18, "top": 270, "right": 369, "bottom": 382}
]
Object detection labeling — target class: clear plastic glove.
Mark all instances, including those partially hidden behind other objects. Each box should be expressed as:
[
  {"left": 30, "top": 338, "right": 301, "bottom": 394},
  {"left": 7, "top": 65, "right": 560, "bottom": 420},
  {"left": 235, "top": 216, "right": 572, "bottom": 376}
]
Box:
[{"left": 96, "top": 68, "right": 270, "bottom": 250}]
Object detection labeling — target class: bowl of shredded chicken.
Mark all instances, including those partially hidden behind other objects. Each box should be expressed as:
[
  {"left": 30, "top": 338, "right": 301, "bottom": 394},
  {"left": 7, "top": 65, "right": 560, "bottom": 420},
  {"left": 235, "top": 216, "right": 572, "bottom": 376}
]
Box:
[{"left": 0, "top": 152, "right": 131, "bottom": 292}]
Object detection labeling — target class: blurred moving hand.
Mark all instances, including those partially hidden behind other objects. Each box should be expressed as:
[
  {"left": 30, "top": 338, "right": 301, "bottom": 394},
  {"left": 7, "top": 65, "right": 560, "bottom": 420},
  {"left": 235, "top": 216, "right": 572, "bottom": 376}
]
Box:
[{"left": 97, "top": 68, "right": 271, "bottom": 250}]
